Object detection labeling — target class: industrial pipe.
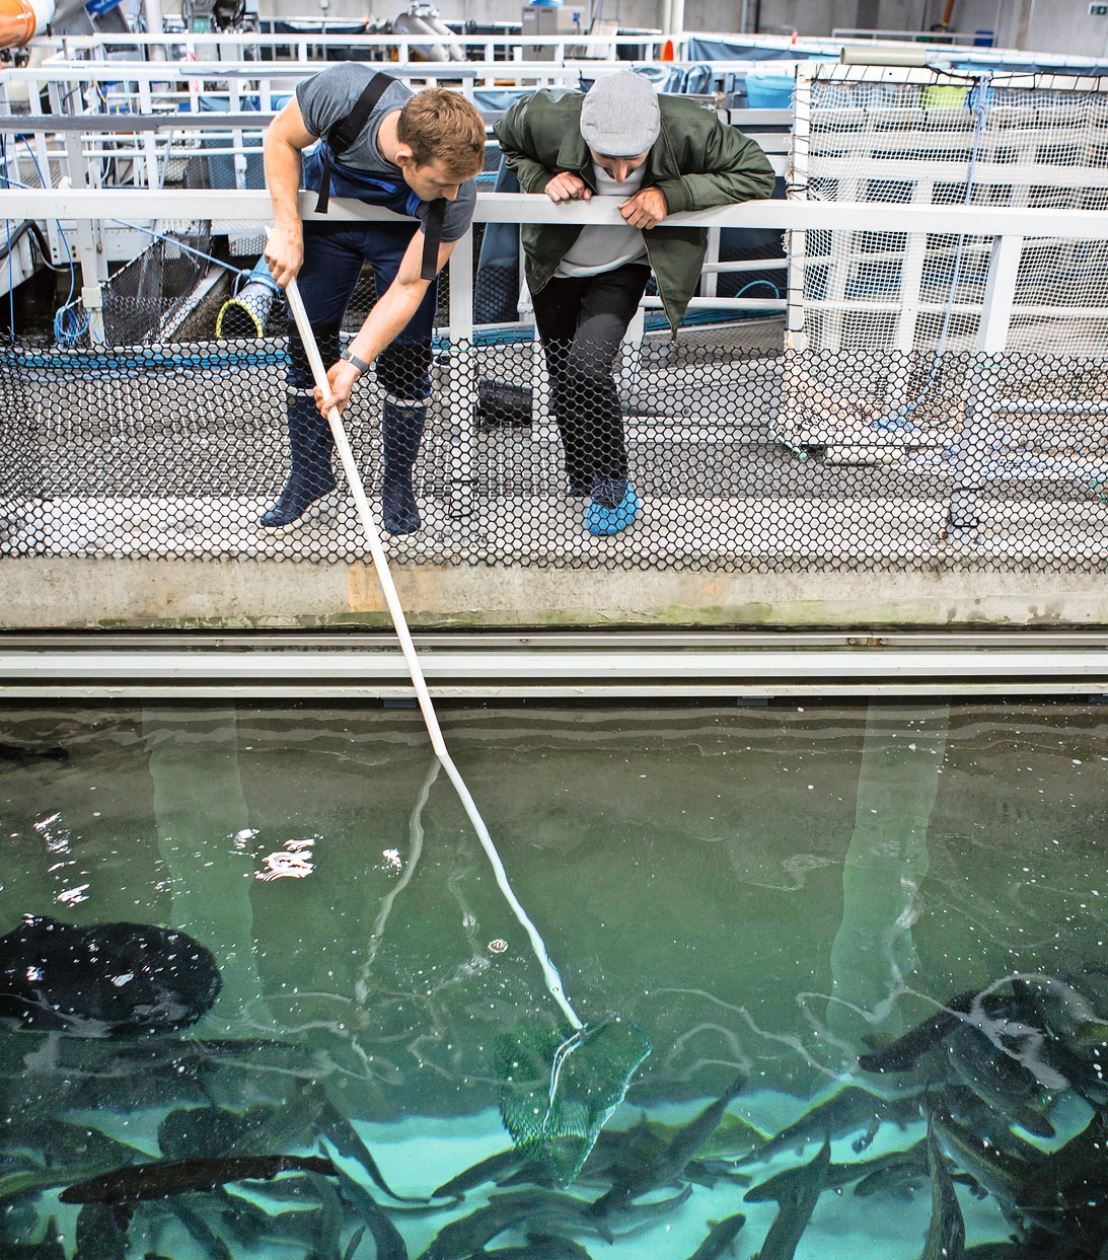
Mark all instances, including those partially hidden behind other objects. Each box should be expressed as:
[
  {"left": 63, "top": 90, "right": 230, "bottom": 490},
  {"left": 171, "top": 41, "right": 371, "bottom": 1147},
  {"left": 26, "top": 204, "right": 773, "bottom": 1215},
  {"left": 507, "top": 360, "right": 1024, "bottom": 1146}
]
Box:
[{"left": 0, "top": 0, "right": 53, "bottom": 47}]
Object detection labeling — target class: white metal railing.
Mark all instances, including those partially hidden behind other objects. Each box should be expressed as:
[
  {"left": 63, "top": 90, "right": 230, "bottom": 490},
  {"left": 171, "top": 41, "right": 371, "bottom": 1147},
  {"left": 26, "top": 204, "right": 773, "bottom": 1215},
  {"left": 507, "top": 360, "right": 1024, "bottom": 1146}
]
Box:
[
  {"left": 830, "top": 28, "right": 987, "bottom": 45},
  {"left": 2, "top": 184, "right": 1103, "bottom": 338},
  {"left": 41, "top": 30, "right": 674, "bottom": 65}
]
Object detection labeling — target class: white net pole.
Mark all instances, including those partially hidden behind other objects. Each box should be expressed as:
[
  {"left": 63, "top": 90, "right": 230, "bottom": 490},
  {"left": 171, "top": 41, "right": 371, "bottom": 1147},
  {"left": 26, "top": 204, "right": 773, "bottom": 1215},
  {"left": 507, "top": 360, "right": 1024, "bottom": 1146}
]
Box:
[{"left": 284, "top": 273, "right": 583, "bottom": 1033}]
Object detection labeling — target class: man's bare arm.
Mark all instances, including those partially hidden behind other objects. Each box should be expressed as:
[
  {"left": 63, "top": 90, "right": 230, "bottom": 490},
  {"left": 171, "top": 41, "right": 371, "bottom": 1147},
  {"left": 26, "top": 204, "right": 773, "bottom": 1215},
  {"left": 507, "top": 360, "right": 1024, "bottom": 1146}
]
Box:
[{"left": 263, "top": 97, "right": 317, "bottom": 287}]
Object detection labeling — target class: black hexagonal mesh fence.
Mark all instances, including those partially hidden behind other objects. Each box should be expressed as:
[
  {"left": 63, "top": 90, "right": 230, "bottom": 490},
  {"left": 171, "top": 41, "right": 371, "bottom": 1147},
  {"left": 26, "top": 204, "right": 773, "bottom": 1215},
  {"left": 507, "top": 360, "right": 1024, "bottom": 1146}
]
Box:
[{"left": 2, "top": 329, "right": 1108, "bottom": 572}]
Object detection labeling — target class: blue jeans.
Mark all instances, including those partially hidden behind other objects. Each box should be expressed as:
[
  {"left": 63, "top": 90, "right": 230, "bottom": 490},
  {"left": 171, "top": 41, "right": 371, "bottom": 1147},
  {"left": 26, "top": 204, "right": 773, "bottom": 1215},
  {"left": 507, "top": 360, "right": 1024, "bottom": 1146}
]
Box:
[{"left": 284, "top": 220, "right": 439, "bottom": 496}]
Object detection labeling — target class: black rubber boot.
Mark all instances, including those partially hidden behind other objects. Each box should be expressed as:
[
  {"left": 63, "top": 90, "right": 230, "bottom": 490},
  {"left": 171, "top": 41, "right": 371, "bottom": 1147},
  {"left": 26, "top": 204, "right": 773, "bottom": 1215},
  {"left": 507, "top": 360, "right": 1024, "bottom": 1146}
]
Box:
[
  {"left": 381, "top": 399, "right": 426, "bottom": 535},
  {"left": 260, "top": 395, "right": 337, "bottom": 528}
]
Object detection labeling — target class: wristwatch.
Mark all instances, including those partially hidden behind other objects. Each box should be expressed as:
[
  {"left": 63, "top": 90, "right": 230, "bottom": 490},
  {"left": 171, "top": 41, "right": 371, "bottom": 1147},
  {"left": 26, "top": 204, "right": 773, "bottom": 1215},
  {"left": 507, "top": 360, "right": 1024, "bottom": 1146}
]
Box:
[{"left": 340, "top": 347, "right": 370, "bottom": 376}]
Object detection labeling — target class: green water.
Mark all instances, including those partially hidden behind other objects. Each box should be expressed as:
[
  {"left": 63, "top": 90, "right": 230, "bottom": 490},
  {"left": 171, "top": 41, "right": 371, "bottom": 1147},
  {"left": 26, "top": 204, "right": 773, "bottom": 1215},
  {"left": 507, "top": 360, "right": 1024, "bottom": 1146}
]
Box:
[{"left": 0, "top": 699, "right": 1106, "bottom": 1257}]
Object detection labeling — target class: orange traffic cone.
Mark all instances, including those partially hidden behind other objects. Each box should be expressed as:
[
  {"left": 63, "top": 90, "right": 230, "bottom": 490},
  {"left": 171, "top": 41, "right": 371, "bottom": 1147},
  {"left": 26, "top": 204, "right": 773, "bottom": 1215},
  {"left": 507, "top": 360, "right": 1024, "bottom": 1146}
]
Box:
[{"left": 660, "top": 37, "right": 675, "bottom": 61}]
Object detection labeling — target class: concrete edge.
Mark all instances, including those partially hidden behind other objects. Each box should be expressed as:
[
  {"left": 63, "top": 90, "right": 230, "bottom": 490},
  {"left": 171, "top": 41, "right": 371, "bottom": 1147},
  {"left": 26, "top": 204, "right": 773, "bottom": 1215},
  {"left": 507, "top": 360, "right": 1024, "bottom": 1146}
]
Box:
[{"left": 4, "top": 558, "right": 1108, "bottom": 630}]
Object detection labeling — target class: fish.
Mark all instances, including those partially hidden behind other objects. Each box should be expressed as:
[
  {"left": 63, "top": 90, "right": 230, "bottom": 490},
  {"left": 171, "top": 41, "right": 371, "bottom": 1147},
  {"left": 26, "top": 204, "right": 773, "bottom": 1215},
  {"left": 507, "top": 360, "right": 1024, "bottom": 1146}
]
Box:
[
  {"left": 650, "top": 1111, "right": 769, "bottom": 1163},
  {"left": 473, "top": 1233, "right": 593, "bottom": 1259},
  {"left": 342, "top": 1225, "right": 366, "bottom": 1260},
  {"left": 418, "top": 1189, "right": 605, "bottom": 1260},
  {"left": 0, "top": 1166, "right": 105, "bottom": 1205},
  {"left": 946, "top": 1024, "right": 1055, "bottom": 1139},
  {"left": 751, "top": 1139, "right": 830, "bottom": 1260},
  {"left": 318, "top": 1094, "right": 428, "bottom": 1203},
  {"left": 1015, "top": 1109, "right": 1108, "bottom": 1219},
  {"left": 851, "top": 1144, "right": 931, "bottom": 1201},
  {"left": 332, "top": 1167, "right": 410, "bottom": 1260},
  {"left": 3, "top": 1219, "right": 65, "bottom": 1257},
  {"left": 59, "top": 1154, "right": 337, "bottom": 1204},
  {"left": 1020, "top": 971, "right": 1108, "bottom": 1055},
  {"left": 157, "top": 1105, "right": 266, "bottom": 1161},
  {"left": 936, "top": 1085, "right": 1044, "bottom": 1166},
  {"left": 747, "top": 1142, "right": 926, "bottom": 1204},
  {"left": 929, "top": 1106, "right": 1029, "bottom": 1206},
  {"left": 167, "top": 1200, "right": 233, "bottom": 1260},
  {"left": 433, "top": 1148, "right": 526, "bottom": 1200},
  {"left": 922, "top": 1116, "right": 965, "bottom": 1260},
  {"left": 0, "top": 915, "right": 221, "bottom": 1037},
  {"left": 740, "top": 1086, "right": 921, "bottom": 1165},
  {"left": 858, "top": 988, "right": 1010, "bottom": 1075},
  {"left": 685, "top": 1213, "right": 747, "bottom": 1260},
  {"left": 74, "top": 1203, "right": 129, "bottom": 1260},
  {"left": 0, "top": 742, "right": 68, "bottom": 765},
  {"left": 590, "top": 1072, "right": 746, "bottom": 1215}
]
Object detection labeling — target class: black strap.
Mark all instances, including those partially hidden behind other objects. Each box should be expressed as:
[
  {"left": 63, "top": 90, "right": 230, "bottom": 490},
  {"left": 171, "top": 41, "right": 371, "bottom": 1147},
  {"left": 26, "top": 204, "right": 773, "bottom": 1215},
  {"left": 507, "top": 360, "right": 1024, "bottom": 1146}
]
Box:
[
  {"left": 314, "top": 72, "right": 394, "bottom": 214},
  {"left": 420, "top": 198, "right": 447, "bottom": 281}
]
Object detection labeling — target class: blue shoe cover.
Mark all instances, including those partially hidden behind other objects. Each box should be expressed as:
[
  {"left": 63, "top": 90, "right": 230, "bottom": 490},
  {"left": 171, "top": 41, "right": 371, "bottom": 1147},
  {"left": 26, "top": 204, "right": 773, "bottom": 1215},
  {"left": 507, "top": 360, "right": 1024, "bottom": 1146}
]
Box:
[{"left": 585, "top": 484, "right": 639, "bottom": 536}]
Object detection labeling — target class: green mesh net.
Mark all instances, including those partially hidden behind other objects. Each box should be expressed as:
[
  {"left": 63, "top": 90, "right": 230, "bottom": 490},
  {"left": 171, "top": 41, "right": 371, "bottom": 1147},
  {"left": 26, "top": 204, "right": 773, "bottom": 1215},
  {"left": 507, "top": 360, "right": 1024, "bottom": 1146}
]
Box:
[{"left": 496, "top": 1015, "right": 653, "bottom": 1184}]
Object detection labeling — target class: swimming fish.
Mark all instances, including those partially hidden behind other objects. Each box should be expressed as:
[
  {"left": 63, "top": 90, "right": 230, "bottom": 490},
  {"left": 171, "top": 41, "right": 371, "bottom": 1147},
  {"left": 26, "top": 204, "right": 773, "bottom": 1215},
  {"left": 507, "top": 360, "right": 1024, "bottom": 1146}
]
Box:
[
  {"left": 746, "top": 1141, "right": 927, "bottom": 1204},
  {"left": 59, "top": 1154, "right": 336, "bottom": 1204},
  {"left": 858, "top": 988, "right": 1010, "bottom": 1075},
  {"left": 921, "top": 1116, "right": 965, "bottom": 1260},
  {"left": 332, "top": 1167, "right": 409, "bottom": 1260},
  {"left": 684, "top": 1213, "right": 747, "bottom": 1260},
  {"left": 433, "top": 1148, "right": 526, "bottom": 1200},
  {"left": 1015, "top": 1109, "right": 1108, "bottom": 1220},
  {"left": 473, "top": 1233, "right": 593, "bottom": 1259},
  {"left": 157, "top": 1106, "right": 265, "bottom": 1161},
  {"left": 929, "top": 1106, "right": 1029, "bottom": 1206},
  {"left": 741, "top": 1086, "right": 921, "bottom": 1165},
  {"left": 946, "top": 1024, "right": 1055, "bottom": 1139},
  {"left": 590, "top": 1073, "right": 747, "bottom": 1216},
  {"left": 419, "top": 1189, "right": 604, "bottom": 1260},
  {"left": 0, "top": 743, "right": 68, "bottom": 765},
  {"left": 0, "top": 915, "right": 221, "bottom": 1037},
  {"left": 751, "top": 1139, "right": 830, "bottom": 1260},
  {"left": 74, "top": 1203, "right": 128, "bottom": 1260},
  {"left": 3, "top": 1219, "right": 65, "bottom": 1258},
  {"left": 317, "top": 1094, "right": 428, "bottom": 1203}
]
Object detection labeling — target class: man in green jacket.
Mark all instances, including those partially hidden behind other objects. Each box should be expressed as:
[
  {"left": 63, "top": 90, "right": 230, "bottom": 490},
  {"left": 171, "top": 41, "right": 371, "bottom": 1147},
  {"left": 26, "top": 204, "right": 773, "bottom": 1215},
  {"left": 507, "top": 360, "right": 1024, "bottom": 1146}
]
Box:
[{"left": 494, "top": 71, "right": 774, "bottom": 536}]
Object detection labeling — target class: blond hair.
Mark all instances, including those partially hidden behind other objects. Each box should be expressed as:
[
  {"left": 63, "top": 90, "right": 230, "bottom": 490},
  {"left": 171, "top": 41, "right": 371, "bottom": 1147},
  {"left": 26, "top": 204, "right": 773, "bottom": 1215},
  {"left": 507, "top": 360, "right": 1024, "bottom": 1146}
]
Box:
[{"left": 397, "top": 88, "right": 485, "bottom": 179}]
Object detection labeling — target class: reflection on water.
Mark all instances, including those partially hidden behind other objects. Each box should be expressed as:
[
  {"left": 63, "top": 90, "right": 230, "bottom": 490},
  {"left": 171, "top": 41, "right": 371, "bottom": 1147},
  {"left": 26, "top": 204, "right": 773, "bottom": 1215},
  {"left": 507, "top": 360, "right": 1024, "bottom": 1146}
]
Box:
[{"left": 0, "top": 700, "right": 1105, "bottom": 1257}]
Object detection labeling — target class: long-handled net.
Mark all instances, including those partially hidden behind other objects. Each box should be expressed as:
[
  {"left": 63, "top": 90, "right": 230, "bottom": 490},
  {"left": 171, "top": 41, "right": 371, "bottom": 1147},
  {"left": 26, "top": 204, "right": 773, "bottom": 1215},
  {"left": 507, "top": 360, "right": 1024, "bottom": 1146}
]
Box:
[{"left": 285, "top": 274, "right": 650, "bottom": 1184}]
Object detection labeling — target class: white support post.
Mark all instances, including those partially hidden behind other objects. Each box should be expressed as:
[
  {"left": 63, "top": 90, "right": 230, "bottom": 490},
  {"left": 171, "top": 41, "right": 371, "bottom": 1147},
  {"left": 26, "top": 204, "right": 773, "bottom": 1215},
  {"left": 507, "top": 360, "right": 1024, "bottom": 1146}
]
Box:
[
  {"left": 703, "top": 226, "right": 720, "bottom": 300},
  {"left": 50, "top": 81, "right": 106, "bottom": 344},
  {"left": 137, "top": 79, "right": 160, "bottom": 189},
  {"left": 947, "top": 233, "right": 1024, "bottom": 540},
  {"left": 885, "top": 177, "right": 932, "bottom": 412},
  {"left": 976, "top": 232, "right": 1022, "bottom": 354},
  {"left": 446, "top": 228, "right": 476, "bottom": 519},
  {"left": 229, "top": 77, "right": 246, "bottom": 190},
  {"left": 143, "top": 0, "right": 166, "bottom": 58}
]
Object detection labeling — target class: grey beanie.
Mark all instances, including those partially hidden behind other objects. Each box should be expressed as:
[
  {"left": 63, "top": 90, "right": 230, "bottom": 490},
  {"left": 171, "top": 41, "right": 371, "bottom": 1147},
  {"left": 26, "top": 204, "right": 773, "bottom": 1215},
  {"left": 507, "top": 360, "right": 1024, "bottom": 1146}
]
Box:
[{"left": 580, "top": 71, "right": 661, "bottom": 157}]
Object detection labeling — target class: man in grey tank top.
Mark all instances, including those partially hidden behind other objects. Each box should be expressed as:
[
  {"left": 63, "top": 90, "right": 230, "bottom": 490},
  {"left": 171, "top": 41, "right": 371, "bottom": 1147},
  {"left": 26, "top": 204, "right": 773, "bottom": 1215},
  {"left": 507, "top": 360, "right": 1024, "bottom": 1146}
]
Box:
[{"left": 260, "top": 67, "right": 484, "bottom": 534}]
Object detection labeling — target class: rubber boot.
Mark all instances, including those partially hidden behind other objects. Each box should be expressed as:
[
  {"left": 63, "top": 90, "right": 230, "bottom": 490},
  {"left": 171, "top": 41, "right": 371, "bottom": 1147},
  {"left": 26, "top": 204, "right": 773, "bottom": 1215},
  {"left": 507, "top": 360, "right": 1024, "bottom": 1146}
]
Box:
[
  {"left": 259, "top": 394, "right": 337, "bottom": 528},
  {"left": 382, "top": 399, "right": 426, "bottom": 536}
]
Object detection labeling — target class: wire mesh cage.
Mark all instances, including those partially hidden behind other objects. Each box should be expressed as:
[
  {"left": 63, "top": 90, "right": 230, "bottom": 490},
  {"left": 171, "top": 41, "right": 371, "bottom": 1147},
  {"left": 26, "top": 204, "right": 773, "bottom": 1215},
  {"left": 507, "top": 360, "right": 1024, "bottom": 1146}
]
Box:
[{"left": 781, "top": 64, "right": 1108, "bottom": 457}]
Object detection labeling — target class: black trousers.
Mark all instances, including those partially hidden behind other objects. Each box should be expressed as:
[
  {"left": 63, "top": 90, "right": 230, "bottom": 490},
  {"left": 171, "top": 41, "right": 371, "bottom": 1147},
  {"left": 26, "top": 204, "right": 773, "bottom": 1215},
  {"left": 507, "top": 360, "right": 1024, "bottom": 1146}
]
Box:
[{"left": 530, "top": 262, "right": 651, "bottom": 492}]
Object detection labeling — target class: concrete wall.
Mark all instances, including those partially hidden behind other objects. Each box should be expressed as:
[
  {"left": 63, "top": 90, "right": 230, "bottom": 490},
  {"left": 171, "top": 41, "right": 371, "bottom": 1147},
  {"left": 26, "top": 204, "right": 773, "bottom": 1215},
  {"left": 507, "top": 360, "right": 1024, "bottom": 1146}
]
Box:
[{"left": 7, "top": 559, "right": 1108, "bottom": 629}]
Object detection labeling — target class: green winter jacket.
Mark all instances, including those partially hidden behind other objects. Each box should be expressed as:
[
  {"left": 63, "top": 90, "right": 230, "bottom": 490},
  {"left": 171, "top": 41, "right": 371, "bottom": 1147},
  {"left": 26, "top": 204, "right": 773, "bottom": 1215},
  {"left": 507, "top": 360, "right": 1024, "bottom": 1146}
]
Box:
[{"left": 493, "top": 89, "right": 776, "bottom": 332}]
